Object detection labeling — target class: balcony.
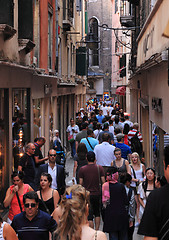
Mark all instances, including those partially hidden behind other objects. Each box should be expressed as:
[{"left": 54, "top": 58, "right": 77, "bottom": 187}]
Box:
[
  {"left": 0, "top": 24, "right": 16, "bottom": 41},
  {"left": 120, "top": 0, "right": 134, "bottom": 27}
]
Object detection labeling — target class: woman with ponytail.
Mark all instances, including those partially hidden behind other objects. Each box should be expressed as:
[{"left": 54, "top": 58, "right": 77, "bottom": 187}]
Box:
[{"left": 54, "top": 185, "right": 106, "bottom": 240}]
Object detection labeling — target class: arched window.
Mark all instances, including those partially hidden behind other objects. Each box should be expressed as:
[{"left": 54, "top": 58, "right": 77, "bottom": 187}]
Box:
[{"left": 89, "top": 18, "right": 99, "bottom": 66}]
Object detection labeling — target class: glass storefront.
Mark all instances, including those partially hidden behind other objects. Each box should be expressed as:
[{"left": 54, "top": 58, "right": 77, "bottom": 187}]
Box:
[{"left": 12, "top": 89, "right": 30, "bottom": 169}]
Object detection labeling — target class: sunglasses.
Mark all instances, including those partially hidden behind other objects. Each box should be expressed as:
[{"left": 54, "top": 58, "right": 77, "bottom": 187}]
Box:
[
  {"left": 50, "top": 154, "right": 56, "bottom": 157},
  {"left": 24, "top": 203, "right": 36, "bottom": 208}
]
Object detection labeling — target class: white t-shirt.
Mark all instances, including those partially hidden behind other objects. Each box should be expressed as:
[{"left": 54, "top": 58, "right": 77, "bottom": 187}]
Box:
[
  {"left": 94, "top": 142, "right": 116, "bottom": 166},
  {"left": 66, "top": 125, "right": 79, "bottom": 140}
]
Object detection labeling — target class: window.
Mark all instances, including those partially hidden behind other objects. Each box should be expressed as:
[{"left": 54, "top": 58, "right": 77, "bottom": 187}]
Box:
[
  {"left": 48, "top": 11, "right": 53, "bottom": 69},
  {"left": 34, "top": 0, "right": 40, "bottom": 67},
  {"left": 89, "top": 18, "right": 99, "bottom": 66},
  {"left": 115, "top": 0, "right": 118, "bottom": 13}
]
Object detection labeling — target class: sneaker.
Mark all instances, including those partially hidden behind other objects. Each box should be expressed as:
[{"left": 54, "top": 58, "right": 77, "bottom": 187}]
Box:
[{"left": 135, "top": 222, "right": 140, "bottom": 227}]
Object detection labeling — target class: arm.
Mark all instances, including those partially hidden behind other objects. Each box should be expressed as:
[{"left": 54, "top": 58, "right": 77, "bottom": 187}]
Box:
[
  {"left": 97, "top": 231, "right": 107, "bottom": 240},
  {"left": 79, "top": 178, "right": 83, "bottom": 185},
  {"left": 34, "top": 155, "right": 48, "bottom": 165},
  {"left": 3, "top": 223, "right": 18, "bottom": 240},
  {"left": 125, "top": 160, "right": 131, "bottom": 175},
  {"left": 142, "top": 164, "right": 146, "bottom": 177},
  {"left": 101, "top": 176, "right": 105, "bottom": 184},
  {"left": 28, "top": 186, "right": 34, "bottom": 192},
  {"left": 73, "top": 161, "right": 77, "bottom": 178},
  {"left": 53, "top": 190, "right": 60, "bottom": 212},
  {"left": 144, "top": 237, "right": 158, "bottom": 240},
  {"left": 3, "top": 188, "right": 16, "bottom": 208},
  {"left": 138, "top": 194, "right": 145, "bottom": 208},
  {"left": 75, "top": 141, "right": 79, "bottom": 151}
]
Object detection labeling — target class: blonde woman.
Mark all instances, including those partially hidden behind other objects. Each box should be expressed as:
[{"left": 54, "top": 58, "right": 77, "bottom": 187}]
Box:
[
  {"left": 130, "top": 152, "right": 145, "bottom": 226},
  {"left": 54, "top": 185, "right": 107, "bottom": 240}
]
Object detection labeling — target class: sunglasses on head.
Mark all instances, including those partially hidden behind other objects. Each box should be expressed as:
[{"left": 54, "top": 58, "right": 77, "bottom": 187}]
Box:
[
  {"left": 50, "top": 154, "right": 56, "bottom": 157},
  {"left": 24, "top": 203, "right": 36, "bottom": 208}
]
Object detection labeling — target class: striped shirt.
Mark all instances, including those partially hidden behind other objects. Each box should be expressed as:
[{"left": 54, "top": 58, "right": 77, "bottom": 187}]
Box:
[
  {"left": 128, "top": 129, "right": 143, "bottom": 147},
  {"left": 0, "top": 222, "right": 5, "bottom": 240}
]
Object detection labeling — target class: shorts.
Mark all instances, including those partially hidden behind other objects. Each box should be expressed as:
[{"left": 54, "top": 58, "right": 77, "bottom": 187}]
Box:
[{"left": 88, "top": 195, "right": 101, "bottom": 221}]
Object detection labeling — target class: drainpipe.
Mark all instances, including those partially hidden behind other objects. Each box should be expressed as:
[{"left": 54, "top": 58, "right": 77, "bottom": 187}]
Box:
[
  {"left": 81, "top": 0, "right": 84, "bottom": 39},
  {"left": 55, "top": 0, "right": 58, "bottom": 72}
]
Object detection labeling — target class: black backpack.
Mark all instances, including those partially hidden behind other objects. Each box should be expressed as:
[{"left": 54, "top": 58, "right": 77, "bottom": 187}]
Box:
[{"left": 131, "top": 131, "right": 143, "bottom": 155}]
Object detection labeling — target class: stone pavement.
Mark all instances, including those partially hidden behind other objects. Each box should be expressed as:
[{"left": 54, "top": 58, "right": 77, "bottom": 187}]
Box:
[{"left": 65, "top": 153, "right": 144, "bottom": 240}]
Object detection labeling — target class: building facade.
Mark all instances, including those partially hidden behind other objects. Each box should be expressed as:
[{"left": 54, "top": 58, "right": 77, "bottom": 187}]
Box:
[
  {"left": 129, "top": 0, "right": 169, "bottom": 173},
  {"left": 0, "top": 0, "right": 87, "bottom": 207}
]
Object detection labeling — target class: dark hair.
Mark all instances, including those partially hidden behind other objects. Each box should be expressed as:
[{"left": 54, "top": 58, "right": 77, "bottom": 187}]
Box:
[
  {"left": 81, "top": 122, "right": 88, "bottom": 129},
  {"left": 120, "top": 173, "right": 132, "bottom": 184},
  {"left": 11, "top": 171, "right": 24, "bottom": 180},
  {"left": 40, "top": 172, "right": 52, "bottom": 187},
  {"left": 142, "top": 168, "right": 156, "bottom": 193},
  {"left": 114, "top": 128, "right": 122, "bottom": 134},
  {"left": 164, "top": 145, "right": 169, "bottom": 169},
  {"left": 23, "top": 191, "right": 39, "bottom": 204},
  {"left": 109, "top": 119, "right": 113, "bottom": 125},
  {"left": 0, "top": 214, "right": 2, "bottom": 223},
  {"left": 87, "top": 151, "right": 95, "bottom": 162},
  {"left": 77, "top": 143, "right": 87, "bottom": 160},
  {"left": 102, "top": 133, "right": 110, "bottom": 142},
  {"left": 70, "top": 118, "right": 74, "bottom": 122},
  {"left": 123, "top": 123, "right": 130, "bottom": 134},
  {"left": 34, "top": 137, "right": 39, "bottom": 143},
  {"left": 115, "top": 116, "right": 119, "bottom": 124},
  {"left": 156, "top": 176, "right": 167, "bottom": 187},
  {"left": 124, "top": 115, "right": 129, "bottom": 120},
  {"left": 87, "top": 128, "right": 93, "bottom": 136},
  {"left": 106, "top": 166, "right": 118, "bottom": 176},
  {"left": 96, "top": 122, "right": 102, "bottom": 130},
  {"left": 114, "top": 148, "right": 122, "bottom": 154}
]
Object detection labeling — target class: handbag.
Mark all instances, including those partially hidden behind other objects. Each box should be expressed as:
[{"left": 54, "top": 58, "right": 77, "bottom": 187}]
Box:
[
  {"left": 16, "top": 191, "right": 23, "bottom": 213},
  {"left": 40, "top": 190, "right": 51, "bottom": 215},
  {"left": 68, "top": 134, "right": 74, "bottom": 143}
]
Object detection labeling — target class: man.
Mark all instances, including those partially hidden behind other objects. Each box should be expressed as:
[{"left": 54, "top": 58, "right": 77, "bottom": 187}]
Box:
[
  {"left": 75, "top": 122, "right": 88, "bottom": 150},
  {"left": 37, "top": 149, "right": 65, "bottom": 195},
  {"left": 79, "top": 151, "right": 105, "bottom": 230},
  {"left": 11, "top": 191, "right": 57, "bottom": 240},
  {"left": 100, "top": 103, "right": 108, "bottom": 116},
  {"left": 138, "top": 145, "right": 169, "bottom": 240},
  {"left": 128, "top": 123, "right": 143, "bottom": 157},
  {"left": 96, "top": 110, "right": 105, "bottom": 124},
  {"left": 94, "top": 133, "right": 116, "bottom": 173},
  {"left": 80, "top": 128, "right": 99, "bottom": 152},
  {"left": 33, "top": 137, "right": 49, "bottom": 167},
  {"left": 18, "top": 143, "right": 36, "bottom": 190},
  {"left": 124, "top": 115, "right": 133, "bottom": 128},
  {"left": 98, "top": 122, "right": 114, "bottom": 144},
  {"left": 115, "top": 133, "right": 132, "bottom": 160}
]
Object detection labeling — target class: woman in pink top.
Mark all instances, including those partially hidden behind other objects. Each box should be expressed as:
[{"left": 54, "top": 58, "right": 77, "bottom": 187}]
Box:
[{"left": 3, "top": 171, "right": 33, "bottom": 224}]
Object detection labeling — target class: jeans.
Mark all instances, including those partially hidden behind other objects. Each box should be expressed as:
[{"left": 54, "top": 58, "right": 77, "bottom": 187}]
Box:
[
  {"left": 70, "top": 140, "right": 76, "bottom": 157},
  {"left": 109, "top": 230, "right": 128, "bottom": 240}
]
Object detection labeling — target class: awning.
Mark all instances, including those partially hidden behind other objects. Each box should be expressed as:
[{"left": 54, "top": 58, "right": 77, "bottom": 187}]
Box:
[{"left": 115, "top": 86, "right": 126, "bottom": 96}]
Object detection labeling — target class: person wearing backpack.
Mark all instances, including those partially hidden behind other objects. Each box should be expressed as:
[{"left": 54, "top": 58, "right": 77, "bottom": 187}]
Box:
[{"left": 128, "top": 123, "right": 143, "bottom": 158}]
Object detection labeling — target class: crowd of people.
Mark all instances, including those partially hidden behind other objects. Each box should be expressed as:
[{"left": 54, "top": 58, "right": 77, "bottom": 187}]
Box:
[{"left": 1, "top": 98, "right": 169, "bottom": 240}]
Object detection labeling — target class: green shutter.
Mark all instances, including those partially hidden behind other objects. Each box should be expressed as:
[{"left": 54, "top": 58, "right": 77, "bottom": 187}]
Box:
[
  {"left": 76, "top": 47, "right": 87, "bottom": 76},
  {"left": 85, "top": 12, "right": 88, "bottom": 34}
]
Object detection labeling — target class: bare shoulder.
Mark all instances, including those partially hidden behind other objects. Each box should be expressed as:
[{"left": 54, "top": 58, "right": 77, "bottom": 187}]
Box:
[
  {"left": 125, "top": 159, "right": 129, "bottom": 165},
  {"left": 3, "top": 222, "right": 18, "bottom": 240},
  {"left": 97, "top": 230, "right": 107, "bottom": 240}
]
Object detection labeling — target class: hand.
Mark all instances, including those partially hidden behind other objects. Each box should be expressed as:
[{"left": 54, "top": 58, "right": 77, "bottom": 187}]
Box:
[
  {"left": 13, "top": 185, "right": 19, "bottom": 193},
  {"left": 129, "top": 221, "right": 133, "bottom": 228}
]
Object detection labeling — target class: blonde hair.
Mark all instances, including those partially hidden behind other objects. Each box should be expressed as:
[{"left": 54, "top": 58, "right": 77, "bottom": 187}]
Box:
[
  {"left": 55, "top": 185, "right": 90, "bottom": 240},
  {"left": 131, "top": 152, "right": 141, "bottom": 166}
]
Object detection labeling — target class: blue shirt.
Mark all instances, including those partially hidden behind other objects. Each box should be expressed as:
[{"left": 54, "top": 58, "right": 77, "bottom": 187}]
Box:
[
  {"left": 80, "top": 137, "right": 99, "bottom": 152},
  {"left": 115, "top": 142, "right": 132, "bottom": 160},
  {"left": 96, "top": 115, "right": 105, "bottom": 123},
  {"left": 11, "top": 210, "right": 57, "bottom": 240}
]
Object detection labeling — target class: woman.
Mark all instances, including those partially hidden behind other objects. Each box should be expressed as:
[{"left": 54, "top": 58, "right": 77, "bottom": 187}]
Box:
[
  {"left": 0, "top": 215, "right": 18, "bottom": 240},
  {"left": 138, "top": 168, "right": 156, "bottom": 221},
  {"left": 102, "top": 167, "right": 129, "bottom": 240},
  {"left": 123, "top": 123, "right": 130, "bottom": 145},
  {"left": 54, "top": 184, "right": 107, "bottom": 240},
  {"left": 73, "top": 143, "right": 88, "bottom": 183},
  {"left": 3, "top": 171, "right": 33, "bottom": 224},
  {"left": 66, "top": 118, "right": 79, "bottom": 158},
  {"left": 130, "top": 152, "right": 145, "bottom": 225},
  {"left": 37, "top": 172, "right": 60, "bottom": 215},
  {"left": 111, "top": 148, "right": 131, "bottom": 177}
]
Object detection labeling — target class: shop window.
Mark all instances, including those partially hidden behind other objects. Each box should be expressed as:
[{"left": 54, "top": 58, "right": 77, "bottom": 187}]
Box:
[
  {"left": 33, "top": 99, "right": 41, "bottom": 139},
  {"left": 0, "top": 89, "right": 9, "bottom": 207},
  {"left": 12, "top": 89, "right": 30, "bottom": 169}
]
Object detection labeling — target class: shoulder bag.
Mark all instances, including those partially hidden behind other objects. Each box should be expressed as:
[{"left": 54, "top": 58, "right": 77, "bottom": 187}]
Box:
[
  {"left": 40, "top": 190, "right": 51, "bottom": 215},
  {"left": 86, "top": 137, "right": 94, "bottom": 150},
  {"left": 16, "top": 191, "right": 23, "bottom": 213}
]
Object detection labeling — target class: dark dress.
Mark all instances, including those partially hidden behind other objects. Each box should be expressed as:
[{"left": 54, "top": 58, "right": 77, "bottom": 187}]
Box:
[
  {"left": 74, "top": 153, "right": 88, "bottom": 183},
  {"left": 38, "top": 190, "right": 55, "bottom": 215},
  {"left": 103, "top": 182, "right": 128, "bottom": 233}
]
